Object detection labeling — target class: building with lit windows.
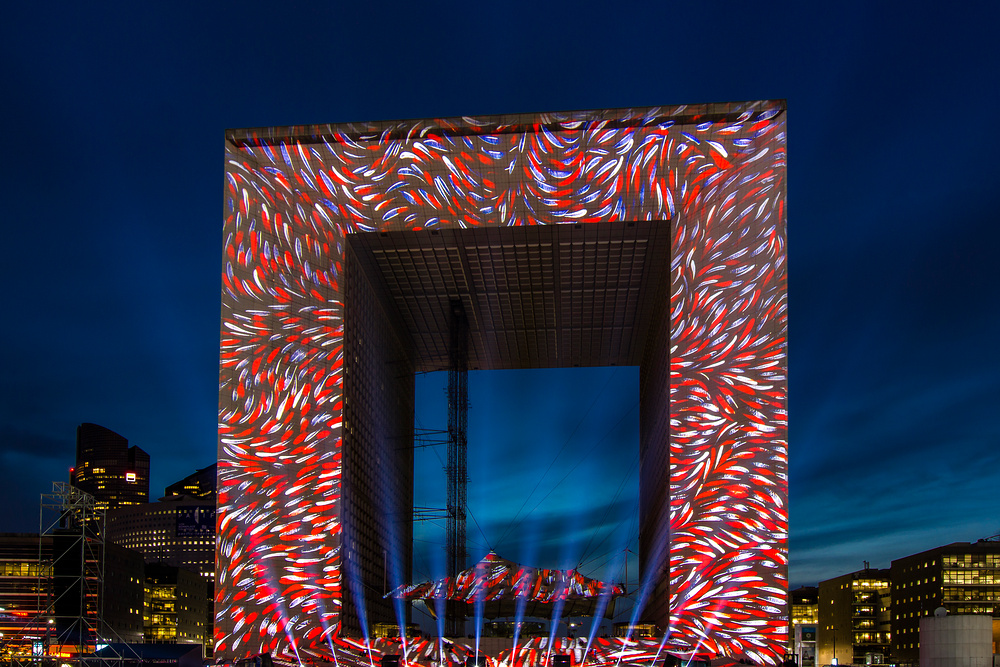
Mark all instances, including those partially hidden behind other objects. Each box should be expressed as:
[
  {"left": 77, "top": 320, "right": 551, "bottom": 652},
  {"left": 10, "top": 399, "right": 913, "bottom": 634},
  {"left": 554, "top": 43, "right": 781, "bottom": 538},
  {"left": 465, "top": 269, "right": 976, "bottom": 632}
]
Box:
[
  {"left": 788, "top": 586, "right": 818, "bottom": 667},
  {"left": 790, "top": 585, "right": 819, "bottom": 626},
  {"left": 164, "top": 464, "right": 217, "bottom": 499},
  {"left": 105, "top": 470, "right": 217, "bottom": 656},
  {"left": 0, "top": 533, "right": 144, "bottom": 654},
  {"left": 818, "top": 567, "right": 891, "bottom": 665},
  {"left": 0, "top": 534, "right": 54, "bottom": 658},
  {"left": 102, "top": 542, "right": 146, "bottom": 642},
  {"left": 72, "top": 423, "right": 150, "bottom": 513},
  {"left": 890, "top": 539, "right": 1000, "bottom": 662},
  {"left": 105, "top": 494, "right": 215, "bottom": 581},
  {"left": 144, "top": 563, "right": 209, "bottom": 652}
]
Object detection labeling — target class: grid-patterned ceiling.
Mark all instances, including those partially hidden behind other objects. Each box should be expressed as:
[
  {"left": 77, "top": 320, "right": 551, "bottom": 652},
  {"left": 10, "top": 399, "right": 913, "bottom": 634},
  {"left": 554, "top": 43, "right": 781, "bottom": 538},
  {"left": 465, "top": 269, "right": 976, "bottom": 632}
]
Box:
[{"left": 347, "top": 220, "right": 670, "bottom": 372}]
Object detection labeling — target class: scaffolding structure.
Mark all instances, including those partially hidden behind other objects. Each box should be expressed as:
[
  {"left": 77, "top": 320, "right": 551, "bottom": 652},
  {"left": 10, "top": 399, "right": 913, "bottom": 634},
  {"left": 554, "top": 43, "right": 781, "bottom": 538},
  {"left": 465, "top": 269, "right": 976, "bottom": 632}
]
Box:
[
  {"left": 445, "top": 298, "right": 469, "bottom": 637},
  {"left": 0, "top": 483, "right": 108, "bottom": 666},
  {"left": 39, "top": 482, "right": 105, "bottom": 663}
]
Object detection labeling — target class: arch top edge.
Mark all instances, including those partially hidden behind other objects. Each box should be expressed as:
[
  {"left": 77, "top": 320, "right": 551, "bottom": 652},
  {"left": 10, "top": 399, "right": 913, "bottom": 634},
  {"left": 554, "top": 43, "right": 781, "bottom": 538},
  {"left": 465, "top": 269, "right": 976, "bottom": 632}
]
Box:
[{"left": 225, "top": 100, "right": 786, "bottom": 148}]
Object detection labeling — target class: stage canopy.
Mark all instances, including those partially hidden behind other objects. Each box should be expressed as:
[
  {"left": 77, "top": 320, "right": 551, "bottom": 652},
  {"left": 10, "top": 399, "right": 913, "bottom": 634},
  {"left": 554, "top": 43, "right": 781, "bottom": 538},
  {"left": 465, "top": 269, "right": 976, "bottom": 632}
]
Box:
[{"left": 387, "top": 551, "right": 624, "bottom": 619}]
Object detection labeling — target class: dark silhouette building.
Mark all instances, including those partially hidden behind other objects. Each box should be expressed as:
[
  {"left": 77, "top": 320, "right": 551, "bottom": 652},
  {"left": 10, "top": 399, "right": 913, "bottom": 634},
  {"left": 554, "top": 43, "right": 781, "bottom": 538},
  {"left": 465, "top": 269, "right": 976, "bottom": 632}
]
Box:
[
  {"left": 72, "top": 423, "right": 150, "bottom": 513},
  {"left": 102, "top": 542, "right": 146, "bottom": 642}
]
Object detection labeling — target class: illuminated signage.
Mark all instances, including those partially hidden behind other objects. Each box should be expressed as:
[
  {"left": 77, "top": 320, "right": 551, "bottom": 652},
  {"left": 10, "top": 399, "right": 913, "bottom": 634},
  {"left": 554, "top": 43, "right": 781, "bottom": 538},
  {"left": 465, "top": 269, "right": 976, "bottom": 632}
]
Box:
[{"left": 176, "top": 506, "right": 215, "bottom": 536}]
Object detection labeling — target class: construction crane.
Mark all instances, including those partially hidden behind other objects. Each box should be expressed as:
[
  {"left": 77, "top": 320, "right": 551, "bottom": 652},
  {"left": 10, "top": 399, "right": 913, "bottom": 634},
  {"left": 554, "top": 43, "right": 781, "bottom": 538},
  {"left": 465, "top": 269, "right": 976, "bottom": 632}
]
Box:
[{"left": 445, "top": 298, "right": 469, "bottom": 637}]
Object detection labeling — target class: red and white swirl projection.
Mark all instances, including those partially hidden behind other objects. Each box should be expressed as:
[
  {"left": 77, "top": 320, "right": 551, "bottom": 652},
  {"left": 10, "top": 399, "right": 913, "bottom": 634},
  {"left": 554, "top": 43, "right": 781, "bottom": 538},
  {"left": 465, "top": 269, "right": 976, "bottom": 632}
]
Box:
[{"left": 219, "top": 103, "right": 787, "bottom": 664}]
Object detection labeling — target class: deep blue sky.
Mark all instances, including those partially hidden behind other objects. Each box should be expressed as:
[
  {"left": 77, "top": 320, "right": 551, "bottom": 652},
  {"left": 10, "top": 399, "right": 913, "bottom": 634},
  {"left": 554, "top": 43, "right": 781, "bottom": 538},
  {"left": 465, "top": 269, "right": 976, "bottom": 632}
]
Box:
[
  {"left": 1, "top": 0, "right": 998, "bottom": 602},
  {"left": 412, "top": 368, "right": 640, "bottom": 584}
]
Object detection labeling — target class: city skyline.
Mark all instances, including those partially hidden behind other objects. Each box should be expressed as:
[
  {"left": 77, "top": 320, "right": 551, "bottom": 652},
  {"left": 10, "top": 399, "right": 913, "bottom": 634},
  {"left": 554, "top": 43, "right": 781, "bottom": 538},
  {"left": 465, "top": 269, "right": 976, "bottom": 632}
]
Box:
[{"left": 1, "top": 0, "right": 998, "bottom": 601}]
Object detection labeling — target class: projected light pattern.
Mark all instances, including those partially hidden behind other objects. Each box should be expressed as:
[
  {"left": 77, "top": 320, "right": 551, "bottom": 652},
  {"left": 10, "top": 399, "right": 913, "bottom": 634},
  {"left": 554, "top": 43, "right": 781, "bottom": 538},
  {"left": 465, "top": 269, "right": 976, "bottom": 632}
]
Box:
[
  {"left": 293, "top": 635, "right": 708, "bottom": 667},
  {"left": 219, "top": 103, "right": 787, "bottom": 662}
]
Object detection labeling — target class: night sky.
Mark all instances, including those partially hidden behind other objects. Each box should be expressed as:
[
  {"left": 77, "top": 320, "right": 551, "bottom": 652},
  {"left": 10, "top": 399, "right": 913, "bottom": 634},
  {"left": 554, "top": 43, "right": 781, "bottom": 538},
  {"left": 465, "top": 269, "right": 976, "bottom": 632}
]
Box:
[{"left": 2, "top": 0, "right": 998, "bottom": 611}]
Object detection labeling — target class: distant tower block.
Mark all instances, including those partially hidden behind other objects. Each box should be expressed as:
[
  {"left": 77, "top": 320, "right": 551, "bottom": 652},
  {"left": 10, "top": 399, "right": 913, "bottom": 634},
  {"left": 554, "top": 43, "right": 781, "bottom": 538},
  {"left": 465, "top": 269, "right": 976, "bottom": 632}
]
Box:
[{"left": 73, "top": 423, "right": 149, "bottom": 513}]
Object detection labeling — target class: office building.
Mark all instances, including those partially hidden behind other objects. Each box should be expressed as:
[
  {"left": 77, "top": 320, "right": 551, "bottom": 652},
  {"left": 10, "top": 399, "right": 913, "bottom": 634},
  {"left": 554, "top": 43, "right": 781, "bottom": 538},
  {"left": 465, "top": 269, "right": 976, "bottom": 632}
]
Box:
[
  {"left": 105, "top": 468, "right": 217, "bottom": 656},
  {"left": 144, "top": 563, "right": 209, "bottom": 651},
  {"left": 217, "top": 102, "right": 788, "bottom": 662},
  {"left": 890, "top": 539, "right": 1000, "bottom": 662},
  {"left": 0, "top": 533, "right": 144, "bottom": 655},
  {"left": 102, "top": 542, "right": 146, "bottom": 642},
  {"left": 0, "top": 534, "right": 53, "bottom": 657},
  {"left": 789, "top": 586, "right": 818, "bottom": 667},
  {"left": 818, "top": 567, "right": 891, "bottom": 665},
  {"left": 72, "top": 423, "right": 150, "bottom": 513},
  {"left": 164, "top": 464, "right": 217, "bottom": 499},
  {"left": 105, "top": 495, "right": 215, "bottom": 582}
]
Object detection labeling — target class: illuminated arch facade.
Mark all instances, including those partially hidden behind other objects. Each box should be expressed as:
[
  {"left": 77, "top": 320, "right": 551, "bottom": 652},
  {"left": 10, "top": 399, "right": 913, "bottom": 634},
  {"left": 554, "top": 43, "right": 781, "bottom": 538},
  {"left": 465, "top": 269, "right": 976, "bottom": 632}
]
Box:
[{"left": 218, "top": 102, "right": 787, "bottom": 662}]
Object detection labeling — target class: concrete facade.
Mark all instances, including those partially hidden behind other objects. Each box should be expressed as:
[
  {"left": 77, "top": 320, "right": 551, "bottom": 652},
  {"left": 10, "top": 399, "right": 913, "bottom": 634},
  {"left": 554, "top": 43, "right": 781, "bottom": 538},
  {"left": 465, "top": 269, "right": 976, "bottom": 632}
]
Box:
[{"left": 919, "top": 614, "right": 992, "bottom": 667}]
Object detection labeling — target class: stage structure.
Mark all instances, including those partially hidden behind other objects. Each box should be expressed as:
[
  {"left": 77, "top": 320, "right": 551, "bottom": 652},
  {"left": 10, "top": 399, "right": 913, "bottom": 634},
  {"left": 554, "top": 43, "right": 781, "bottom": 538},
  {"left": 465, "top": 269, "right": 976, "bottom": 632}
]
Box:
[
  {"left": 388, "top": 551, "right": 625, "bottom": 620},
  {"left": 218, "top": 103, "right": 788, "bottom": 663}
]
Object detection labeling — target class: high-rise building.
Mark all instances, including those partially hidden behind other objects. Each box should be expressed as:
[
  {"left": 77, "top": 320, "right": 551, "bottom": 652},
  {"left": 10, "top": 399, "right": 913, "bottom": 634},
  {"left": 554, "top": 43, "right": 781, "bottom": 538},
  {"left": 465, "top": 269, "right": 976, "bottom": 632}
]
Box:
[
  {"left": 818, "top": 567, "right": 892, "bottom": 665},
  {"left": 105, "top": 495, "right": 215, "bottom": 582},
  {"left": 72, "top": 423, "right": 150, "bottom": 513},
  {"left": 164, "top": 464, "right": 217, "bottom": 499},
  {"left": 101, "top": 542, "right": 145, "bottom": 643},
  {"left": 890, "top": 539, "right": 1000, "bottom": 662},
  {"left": 105, "top": 467, "right": 217, "bottom": 657},
  {"left": 217, "top": 102, "right": 788, "bottom": 662}
]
